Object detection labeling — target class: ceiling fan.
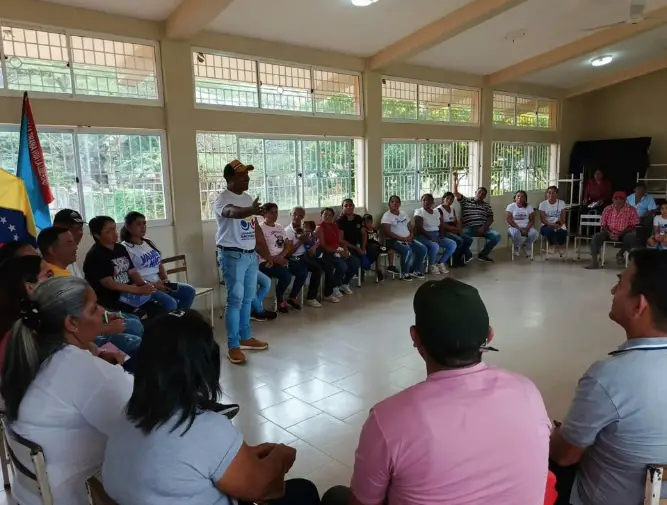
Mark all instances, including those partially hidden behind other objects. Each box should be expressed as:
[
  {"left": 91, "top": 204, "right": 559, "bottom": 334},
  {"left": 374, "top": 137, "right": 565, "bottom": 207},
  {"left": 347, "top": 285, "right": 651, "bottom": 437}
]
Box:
[{"left": 583, "top": 0, "right": 666, "bottom": 30}]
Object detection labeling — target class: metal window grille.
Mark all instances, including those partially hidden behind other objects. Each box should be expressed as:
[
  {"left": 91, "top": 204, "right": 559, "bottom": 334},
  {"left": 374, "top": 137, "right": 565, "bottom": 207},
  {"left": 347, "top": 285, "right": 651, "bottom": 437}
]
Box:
[
  {"left": 0, "top": 127, "right": 168, "bottom": 222},
  {"left": 492, "top": 92, "right": 516, "bottom": 126},
  {"left": 491, "top": 141, "right": 552, "bottom": 195},
  {"left": 196, "top": 132, "right": 357, "bottom": 219},
  {"left": 382, "top": 79, "right": 418, "bottom": 120},
  {"left": 493, "top": 92, "right": 556, "bottom": 130},
  {"left": 312, "top": 70, "right": 360, "bottom": 116},
  {"left": 259, "top": 62, "right": 311, "bottom": 113},
  {"left": 192, "top": 52, "right": 258, "bottom": 107}
]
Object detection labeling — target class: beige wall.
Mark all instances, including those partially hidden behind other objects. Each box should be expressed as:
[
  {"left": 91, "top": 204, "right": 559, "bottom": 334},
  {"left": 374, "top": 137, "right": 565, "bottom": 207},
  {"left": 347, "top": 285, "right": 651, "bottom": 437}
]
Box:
[{"left": 0, "top": 0, "right": 569, "bottom": 291}]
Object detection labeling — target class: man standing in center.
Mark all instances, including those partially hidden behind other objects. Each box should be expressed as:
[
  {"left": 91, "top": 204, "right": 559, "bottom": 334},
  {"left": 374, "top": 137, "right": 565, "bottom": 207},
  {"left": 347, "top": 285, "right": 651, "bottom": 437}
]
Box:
[{"left": 215, "top": 160, "right": 274, "bottom": 365}]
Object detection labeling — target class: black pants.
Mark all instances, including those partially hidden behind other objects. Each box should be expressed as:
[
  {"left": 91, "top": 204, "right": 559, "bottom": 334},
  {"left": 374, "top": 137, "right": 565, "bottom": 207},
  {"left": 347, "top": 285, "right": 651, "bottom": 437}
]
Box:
[
  {"left": 318, "top": 253, "right": 346, "bottom": 297},
  {"left": 289, "top": 255, "right": 323, "bottom": 300},
  {"left": 637, "top": 213, "right": 654, "bottom": 246},
  {"left": 549, "top": 460, "right": 576, "bottom": 505},
  {"left": 239, "top": 478, "right": 320, "bottom": 505}
]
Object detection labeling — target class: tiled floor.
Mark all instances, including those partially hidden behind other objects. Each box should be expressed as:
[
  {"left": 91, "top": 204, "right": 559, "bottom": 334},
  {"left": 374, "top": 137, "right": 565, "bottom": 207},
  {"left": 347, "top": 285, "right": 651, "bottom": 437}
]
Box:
[{"left": 0, "top": 257, "right": 625, "bottom": 502}]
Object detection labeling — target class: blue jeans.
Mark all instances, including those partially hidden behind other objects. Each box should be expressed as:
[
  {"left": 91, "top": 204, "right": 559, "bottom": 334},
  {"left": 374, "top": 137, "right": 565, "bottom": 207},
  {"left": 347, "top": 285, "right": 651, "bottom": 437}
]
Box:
[
  {"left": 462, "top": 226, "right": 501, "bottom": 258},
  {"left": 252, "top": 269, "right": 271, "bottom": 313},
  {"left": 149, "top": 283, "right": 196, "bottom": 311},
  {"left": 95, "top": 333, "right": 141, "bottom": 374},
  {"left": 415, "top": 232, "right": 458, "bottom": 265},
  {"left": 218, "top": 250, "right": 258, "bottom": 349},
  {"left": 387, "top": 239, "right": 428, "bottom": 274},
  {"left": 119, "top": 313, "right": 144, "bottom": 338},
  {"left": 343, "top": 254, "right": 361, "bottom": 285},
  {"left": 444, "top": 232, "right": 474, "bottom": 262},
  {"left": 540, "top": 225, "right": 568, "bottom": 246},
  {"left": 259, "top": 263, "right": 294, "bottom": 301}
]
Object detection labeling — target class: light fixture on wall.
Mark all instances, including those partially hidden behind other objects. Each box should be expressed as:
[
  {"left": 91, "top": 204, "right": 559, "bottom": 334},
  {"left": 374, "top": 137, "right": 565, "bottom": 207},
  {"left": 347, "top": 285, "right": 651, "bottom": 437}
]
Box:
[
  {"left": 351, "top": 0, "right": 379, "bottom": 6},
  {"left": 591, "top": 55, "right": 613, "bottom": 67}
]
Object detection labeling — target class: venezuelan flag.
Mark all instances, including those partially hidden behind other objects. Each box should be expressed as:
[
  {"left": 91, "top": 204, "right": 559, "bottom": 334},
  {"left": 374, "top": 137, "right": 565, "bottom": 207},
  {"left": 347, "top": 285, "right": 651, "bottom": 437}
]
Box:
[{"left": 0, "top": 168, "right": 38, "bottom": 247}]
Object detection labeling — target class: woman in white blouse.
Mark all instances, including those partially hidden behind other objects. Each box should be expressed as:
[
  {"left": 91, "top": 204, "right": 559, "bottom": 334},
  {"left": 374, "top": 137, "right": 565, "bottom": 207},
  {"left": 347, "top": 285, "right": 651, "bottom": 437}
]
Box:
[
  {"left": 506, "top": 190, "right": 538, "bottom": 257},
  {"left": 413, "top": 193, "right": 457, "bottom": 274},
  {"left": 538, "top": 186, "right": 568, "bottom": 256},
  {"left": 121, "top": 211, "right": 196, "bottom": 311}
]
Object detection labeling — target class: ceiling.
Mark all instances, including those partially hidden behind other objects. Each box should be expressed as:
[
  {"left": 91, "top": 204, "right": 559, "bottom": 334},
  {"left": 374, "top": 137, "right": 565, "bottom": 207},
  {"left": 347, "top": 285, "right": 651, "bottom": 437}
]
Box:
[{"left": 36, "top": 0, "right": 667, "bottom": 95}]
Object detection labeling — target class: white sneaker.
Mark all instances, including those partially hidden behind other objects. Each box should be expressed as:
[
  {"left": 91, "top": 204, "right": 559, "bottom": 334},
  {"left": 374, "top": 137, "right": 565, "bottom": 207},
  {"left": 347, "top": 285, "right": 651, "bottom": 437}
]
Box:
[
  {"left": 438, "top": 263, "right": 449, "bottom": 274},
  {"left": 324, "top": 295, "right": 340, "bottom": 303},
  {"left": 305, "top": 299, "right": 322, "bottom": 308},
  {"left": 513, "top": 249, "right": 520, "bottom": 257},
  {"left": 340, "top": 284, "right": 353, "bottom": 295},
  {"left": 429, "top": 265, "right": 440, "bottom": 275},
  {"left": 332, "top": 287, "right": 343, "bottom": 298}
]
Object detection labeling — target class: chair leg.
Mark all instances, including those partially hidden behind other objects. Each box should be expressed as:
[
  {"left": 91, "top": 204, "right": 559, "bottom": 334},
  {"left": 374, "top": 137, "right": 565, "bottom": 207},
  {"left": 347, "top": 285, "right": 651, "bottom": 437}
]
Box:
[
  {"left": 601, "top": 243, "right": 606, "bottom": 267},
  {"left": 209, "top": 293, "right": 214, "bottom": 329},
  {"left": 357, "top": 267, "right": 362, "bottom": 287},
  {"left": 0, "top": 424, "right": 10, "bottom": 489}
]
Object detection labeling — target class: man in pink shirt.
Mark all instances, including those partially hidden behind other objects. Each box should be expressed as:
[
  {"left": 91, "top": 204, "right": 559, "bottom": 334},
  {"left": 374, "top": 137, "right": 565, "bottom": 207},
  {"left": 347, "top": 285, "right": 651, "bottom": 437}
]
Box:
[{"left": 322, "top": 278, "right": 551, "bottom": 505}]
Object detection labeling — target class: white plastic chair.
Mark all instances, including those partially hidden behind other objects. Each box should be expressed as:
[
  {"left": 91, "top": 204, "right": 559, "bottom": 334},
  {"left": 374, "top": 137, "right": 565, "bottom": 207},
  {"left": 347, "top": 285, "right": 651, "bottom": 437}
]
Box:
[
  {"left": 574, "top": 214, "right": 602, "bottom": 260},
  {"left": 162, "top": 255, "right": 215, "bottom": 326},
  {"left": 507, "top": 235, "right": 535, "bottom": 261}
]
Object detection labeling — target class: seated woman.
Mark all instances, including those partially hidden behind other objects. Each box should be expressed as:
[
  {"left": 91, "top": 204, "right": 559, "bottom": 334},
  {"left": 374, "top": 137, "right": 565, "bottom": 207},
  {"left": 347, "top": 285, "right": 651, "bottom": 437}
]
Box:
[
  {"left": 506, "top": 191, "right": 539, "bottom": 257},
  {"left": 317, "top": 208, "right": 355, "bottom": 302},
  {"left": 381, "top": 195, "right": 427, "bottom": 281},
  {"left": 284, "top": 206, "right": 323, "bottom": 308},
  {"left": 102, "top": 309, "right": 322, "bottom": 505},
  {"left": 1, "top": 276, "right": 133, "bottom": 505},
  {"left": 413, "top": 193, "right": 457, "bottom": 275},
  {"left": 437, "top": 192, "right": 473, "bottom": 266},
  {"left": 121, "top": 211, "right": 196, "bottom": 311},
  {"left": 336, "top": 198, "right": 363, "bottom": 272},
  {"left": 361, "top": 214, "right": 388, "bottom": 281},
  {"left": 84, "top": 216, "right": 162, "bottom": 328},
  {"left": 258, "top": 203, "right": 309, "bottom": 313},
  {"left": 648, "top": 202, "right": 667, "bottom": 250},
  {"left": 583, "top": 168, "right": 612, "bottom": 208},
  {"left": 538, "top": 186, "right": 568, "bottom": 256}
]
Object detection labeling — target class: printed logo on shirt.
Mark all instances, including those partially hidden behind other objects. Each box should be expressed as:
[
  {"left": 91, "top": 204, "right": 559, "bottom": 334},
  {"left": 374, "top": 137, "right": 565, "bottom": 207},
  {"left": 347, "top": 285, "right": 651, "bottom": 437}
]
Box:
[
  {"left": 239, "top": 218, "right": 256, "bottom": 241},
  {"left": 139, "top": 249, "right": 161, "bottom": 269},
  {"left": 112, "top": 256, "right": 131, "bottom": 284},
  {"left": 514, "top": 211, "right": 528, "bottom": 221}
]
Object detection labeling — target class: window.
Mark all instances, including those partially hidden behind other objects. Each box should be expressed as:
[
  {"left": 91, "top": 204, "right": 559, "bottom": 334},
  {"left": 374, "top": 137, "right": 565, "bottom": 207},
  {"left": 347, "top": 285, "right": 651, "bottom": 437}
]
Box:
[
  {"left": 193, "top": 50, "right": 361, "bottom": 117},
  {"left": 382, "top": 78, "right": 478, "bottom": 124},
  {"left": 197, "top": 133, "right": 359, "bottom": 219},
  {"left": 0, "top": 23, "right": 160, "bottom": 102},
  {"left": 492, "top": 92, "right": 557, "bottom": 129},
  {"left": 382, "top": 140, "right": 478, "bottom": 202},
  {"left": 0, "top": 127, "right": 169, "bottom": 223},
  {"left": 491, "top": 142, "right": 555, "bottom": 195}
]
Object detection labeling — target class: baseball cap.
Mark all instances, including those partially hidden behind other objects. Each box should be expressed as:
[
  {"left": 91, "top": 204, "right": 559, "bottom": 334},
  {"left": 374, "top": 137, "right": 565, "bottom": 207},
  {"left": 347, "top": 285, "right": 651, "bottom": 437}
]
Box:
[
  {"left": 413, "top": 278, "right": 495, "bottom": 361},
  {"left": 613, "top": 191, "right": 627, "bottom": 200},
  {"left": 53, "top": 209, "right": 85, "bottom": 226},
  {"left": 223, "top": 159, "right": 254, "bottom": 180}
]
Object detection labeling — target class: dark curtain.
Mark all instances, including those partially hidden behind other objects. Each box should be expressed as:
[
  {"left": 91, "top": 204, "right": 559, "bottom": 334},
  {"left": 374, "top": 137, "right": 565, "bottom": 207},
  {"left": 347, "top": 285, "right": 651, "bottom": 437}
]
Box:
[{"left": 568, "top": 137, "right": 651, "bottom": 194}]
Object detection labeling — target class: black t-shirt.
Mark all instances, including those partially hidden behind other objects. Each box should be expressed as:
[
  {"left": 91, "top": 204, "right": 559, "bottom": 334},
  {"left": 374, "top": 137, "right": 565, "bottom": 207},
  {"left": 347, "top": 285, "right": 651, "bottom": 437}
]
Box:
[
  {"left": 336, "top": 214, "right": 363, "bottom": 246},
  {"left": 83, "top": 243, "right": 135, "bottom": 309}
]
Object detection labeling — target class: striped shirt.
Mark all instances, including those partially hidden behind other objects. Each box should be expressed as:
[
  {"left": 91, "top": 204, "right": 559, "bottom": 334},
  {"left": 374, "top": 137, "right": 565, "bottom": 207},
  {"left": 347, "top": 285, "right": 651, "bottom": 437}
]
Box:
[{"left": 459, "top": 196, "right": 493, "bottom": 227}]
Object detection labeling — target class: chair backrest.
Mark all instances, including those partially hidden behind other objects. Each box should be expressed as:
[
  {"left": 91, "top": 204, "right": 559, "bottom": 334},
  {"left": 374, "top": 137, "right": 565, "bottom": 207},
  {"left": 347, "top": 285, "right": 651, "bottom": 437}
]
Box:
[
  {"left": 579, "top": 213, "right": 602, "bottom": 231},
  {"left": 161, "top": 254, "right": 189, "bottom": 283},
  {"left": 0, "top": 416, "right": 53, "bottom": 505},
  {"left": 86, "top": 475, "right": 119, "bottom": 505},
  {"left": 645, "top": 465, "right": 667, "bottom": 505}
]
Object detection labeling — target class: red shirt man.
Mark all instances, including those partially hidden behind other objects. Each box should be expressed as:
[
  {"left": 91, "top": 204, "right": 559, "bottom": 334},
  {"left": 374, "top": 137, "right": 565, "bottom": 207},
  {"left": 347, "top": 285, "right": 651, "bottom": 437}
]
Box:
[{"left": 586, "top": 192, "right": 639, "bottom": 269}]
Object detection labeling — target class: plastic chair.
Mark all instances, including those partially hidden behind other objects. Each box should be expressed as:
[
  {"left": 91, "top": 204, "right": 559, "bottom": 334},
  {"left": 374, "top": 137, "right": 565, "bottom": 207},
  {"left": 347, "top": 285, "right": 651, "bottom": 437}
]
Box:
[
  {"left": 574, "top": 214, "right": 602, "bottom": 260},
  {"left": 162, "top": 255, "right": 215, "bottom": 326},
  {"left": 644, "top": 465, "right": 667, "bottom": 504},
  {"left": 507, "top": 235, "right": 535, "bottom": 261}
]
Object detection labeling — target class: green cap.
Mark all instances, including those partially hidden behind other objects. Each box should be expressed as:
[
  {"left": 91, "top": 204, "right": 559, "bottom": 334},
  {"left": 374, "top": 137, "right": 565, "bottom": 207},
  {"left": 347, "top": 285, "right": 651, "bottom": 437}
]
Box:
[{"left": 413, "top": 278, "right": 493, "bottom": 357}]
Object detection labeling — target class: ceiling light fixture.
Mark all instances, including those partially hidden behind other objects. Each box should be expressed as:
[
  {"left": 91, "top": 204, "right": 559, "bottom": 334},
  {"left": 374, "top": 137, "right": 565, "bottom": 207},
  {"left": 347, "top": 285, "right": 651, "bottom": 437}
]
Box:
[
  {"left": 351, "top": 0, "right": 379, "bottom": 6},
  {"left": 591, "top": 55, "right": 613, "bottom": 67}
]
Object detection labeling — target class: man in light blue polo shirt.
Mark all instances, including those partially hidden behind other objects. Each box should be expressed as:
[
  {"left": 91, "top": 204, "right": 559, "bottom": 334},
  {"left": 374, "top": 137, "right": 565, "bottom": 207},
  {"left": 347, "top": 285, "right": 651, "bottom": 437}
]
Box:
[
  {"left": 628, "top": 182, "right": 657, "bottom": 245},
  {"left": 550, "top": 249, "right": 667, "bottom": 505}
]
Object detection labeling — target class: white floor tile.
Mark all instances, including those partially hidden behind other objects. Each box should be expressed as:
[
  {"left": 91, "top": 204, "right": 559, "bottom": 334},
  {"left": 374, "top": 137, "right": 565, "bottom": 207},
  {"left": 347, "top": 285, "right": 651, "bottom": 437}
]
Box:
[
  {"left": 260, "top": 398, "right": 322, "bottom": 429},
  {"left": 312, "top": 391, "right": 369, "bottom": 420},
  {"left": 286, "top": 440, "right": 334, "bottom": 479},
  {"left": 284, "top": 378, "right": 342, "bottom": 403}
]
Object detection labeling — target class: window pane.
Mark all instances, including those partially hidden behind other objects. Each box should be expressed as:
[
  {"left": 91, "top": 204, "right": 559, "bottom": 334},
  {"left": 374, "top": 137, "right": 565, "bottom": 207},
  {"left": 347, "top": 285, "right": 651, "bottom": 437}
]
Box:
[
  {"left": 264, "top": 139, "right": 298, "bottom": 209},
  {"left": 70, "top": 36, "right": 158, "bottom": 100},
  {"left": 493, "top": 92, "right": 556, "bottom": 130},
  {"left": 312, "top": 71, "right": 360, "bottom": 116},
  {"left": 259, "top": 63, "right": 311, "bottom": 113},
  {"left": 516, "top": 96, "right": 538, "bottom": 128},
  {"left": 492, "top": 93, "right": 516, "bottom": 126},
  {"left": 193, "top": 52, "right": 258, "bottom": 108},
  {"left": 0, "top": 131, "right": 20, "bottom": 175},
  {"left": 318, "top": 140, "right": 354, "bottom": 207},
  {"left": 382, "top": 79, "right": 417, "bottom": 120},
  {"left": 537, "top": 99, "right": 554, "bottom": 129},
  {"left": 239, "top": 138, "right": 266, "bottom": 202},
  {"left": 450, "top": 88, "right": 477, "bottom": 123},
  {"left": 418, "top": 84, "right": 451, "bottom": 122},
  {"left": 77, "top": 133, "right": 167, "bottom": 222},
  {"left": 491, "top": 141, "right": 551, "bottom": 195},
  {"left": 196, "top": 133, "right": 238, "bottom": 220},
  {"left": 2, "top": 26, "right": 71, "bottom": 94},
  {"left": 382, "top": 142, "right": 417, "bottom": 202}
]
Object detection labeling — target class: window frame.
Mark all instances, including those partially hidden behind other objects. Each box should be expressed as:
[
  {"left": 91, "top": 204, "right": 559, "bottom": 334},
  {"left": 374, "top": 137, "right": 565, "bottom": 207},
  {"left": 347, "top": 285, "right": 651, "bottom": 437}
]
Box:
[
  {"left": 490, "top": 141, "right": 557, "bottom": 196},
  {"left": 381, "top": 138, "right": 479, "bottom": 203},
  {"left": 196, "top": 131, "right": 362, "bottom": 221},
  {"left": 491, "top": 91, "right": 558, "bottom": 131},
  {"left": 0, "top": 124, "right": 172, "bottom": 226},
  {"left": 381, "top": 75, "right": 480, "bottom": 126},
  {"left": 191, "top": 47, "right": 363, "bottom": 120},
  {"left": 0, "top": 19, "right": 164, "bottom": 106}
]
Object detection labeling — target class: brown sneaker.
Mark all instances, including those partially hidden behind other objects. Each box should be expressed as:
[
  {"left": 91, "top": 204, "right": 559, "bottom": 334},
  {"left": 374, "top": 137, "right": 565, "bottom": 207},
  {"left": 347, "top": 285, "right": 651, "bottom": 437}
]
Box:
[
  {"left": 227, "top": 348, "right": 246, "bottom": 365},
  {"left": 239, "top": 338, "right": 269, "bottom": 351}
]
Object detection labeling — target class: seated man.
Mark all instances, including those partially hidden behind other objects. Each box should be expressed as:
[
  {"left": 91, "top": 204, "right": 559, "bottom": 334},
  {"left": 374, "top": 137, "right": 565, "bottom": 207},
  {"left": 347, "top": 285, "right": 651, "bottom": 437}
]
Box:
[
  {"left": 586, "top": 192, "right": 639, "bottom": 269},
  {"left": 53, "top": 208, "right": 86, "bottom": 278},
  {"left": 323, "top": 278, "right": 551, "bottom": 505},
  {"left": 453, "top": 172, "right": 500, "bottom": 262},
  {"left": 550, "top": 249, "right": 667, "bottom": 505},
  {"left": 627, "top": 182, "right": 657, "bottom": 245}
]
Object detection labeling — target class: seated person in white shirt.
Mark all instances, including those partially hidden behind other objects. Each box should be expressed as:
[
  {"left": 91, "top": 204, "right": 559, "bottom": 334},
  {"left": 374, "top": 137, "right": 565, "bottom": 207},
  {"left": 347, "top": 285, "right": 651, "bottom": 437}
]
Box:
[
  {"left": 1, "top": 276, "right": 134, "bottom": 505},
  {"left": 506, "top": 190, "right": 538, "bottom": 257},
  {"left": 121, "top": 211, "right": 196, "bottom": 312},
  {"left": 648, "top": 202, "right": 667, "bottom": 250},
  {"left": 538, "top": 186, "right": 568, "bottom": 256}
]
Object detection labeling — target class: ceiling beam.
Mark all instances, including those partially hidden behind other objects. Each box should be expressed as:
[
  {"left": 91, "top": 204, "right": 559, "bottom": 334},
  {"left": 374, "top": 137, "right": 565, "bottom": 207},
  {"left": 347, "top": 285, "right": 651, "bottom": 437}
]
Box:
[
  {"left": 485, "top": 6, "right": 667, "bottom": 86},
  {"left": 367, "top": 0, "right": 530, "bottom": 71},
  {"left": 165, "top": 0, "right": 235, "bottom": 40},
  {"left": 566, "top": 56, "right": 667, "bottom": 98}
]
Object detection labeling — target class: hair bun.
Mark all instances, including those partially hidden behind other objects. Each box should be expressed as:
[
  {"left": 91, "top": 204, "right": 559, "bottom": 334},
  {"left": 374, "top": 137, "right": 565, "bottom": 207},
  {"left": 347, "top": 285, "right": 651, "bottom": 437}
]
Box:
[{"left": 19, "top": 299, "right": 41, "bottom": 331}]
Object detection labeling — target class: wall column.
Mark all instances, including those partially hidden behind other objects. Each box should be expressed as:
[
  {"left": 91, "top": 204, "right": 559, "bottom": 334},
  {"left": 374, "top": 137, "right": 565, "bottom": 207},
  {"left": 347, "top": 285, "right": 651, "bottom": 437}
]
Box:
[
  {"left": 363, "top": 71, "right": 384, "bottom": 217},
  {"left": 479, "top": 86, "right": 494, "bottom": 191}
]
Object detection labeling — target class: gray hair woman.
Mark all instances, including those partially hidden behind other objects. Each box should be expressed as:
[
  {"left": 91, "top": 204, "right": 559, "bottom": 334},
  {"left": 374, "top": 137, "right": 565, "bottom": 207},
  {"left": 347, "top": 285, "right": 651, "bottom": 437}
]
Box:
[{"left": 1, "top": 276, "right": 133, "bottom": 505}]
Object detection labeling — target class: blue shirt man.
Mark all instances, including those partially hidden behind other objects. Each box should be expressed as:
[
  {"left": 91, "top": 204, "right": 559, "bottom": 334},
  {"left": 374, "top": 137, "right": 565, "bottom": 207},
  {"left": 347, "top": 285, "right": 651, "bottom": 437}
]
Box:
[{"left": 627, "top": 183, "right": 657, "bottom": 218}]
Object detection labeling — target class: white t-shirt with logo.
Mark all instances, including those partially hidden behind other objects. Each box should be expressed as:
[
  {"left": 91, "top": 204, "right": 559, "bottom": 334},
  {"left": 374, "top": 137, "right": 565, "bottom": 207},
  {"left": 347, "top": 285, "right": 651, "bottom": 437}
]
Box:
[
  {"left": 214, "top": 189, "right": 257, "bottom": 249},
  {"left": 436, "top": 205, "right": 457, "bottom": 224},
  {"left": 285, "top": 224, "right": 306, "bottom": 257},
  {"left": 67, "top": 262, "right": 84, "bottom": 279},
  {"left": 506, "top": 203, "right": 534, "bottom": 228},
  {"left": 414, "top": 207, "right": 441, "bottom": 232},
  {"left": 259, "top": 221, "right": 287, "bottom": 261},
  {"left": 122, "top": 240, "right": 162, "bottom": 283},
  {"left": 654, "top": 215, "right": 667, "bottom": 235},
  {"left": 381, "top": 211, "right": 410, "bottom": 238},
  {"left": 538, "top": 199, "right": 566, "bottom": 225}
]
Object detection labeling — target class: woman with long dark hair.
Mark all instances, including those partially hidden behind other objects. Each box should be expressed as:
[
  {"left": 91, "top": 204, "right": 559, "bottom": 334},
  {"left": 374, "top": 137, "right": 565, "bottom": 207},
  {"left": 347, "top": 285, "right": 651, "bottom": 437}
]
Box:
[
  {"left": 317, "top": 207, "right": 350, "bottom": 302},
  {"left": 1, "top": 276, "right": 133, "bottom": 505},
  {"left": 506, "top": 190, "right": 538, "bottom": 257},
  {"left": 120, "top": 211, "right": 196, "bottom": 311},
  {"left": 103, "top": 310, "right": 323, "bottom": 505},
  {"left": 381, "top": 195, "right": 427, "bottom": 280}
]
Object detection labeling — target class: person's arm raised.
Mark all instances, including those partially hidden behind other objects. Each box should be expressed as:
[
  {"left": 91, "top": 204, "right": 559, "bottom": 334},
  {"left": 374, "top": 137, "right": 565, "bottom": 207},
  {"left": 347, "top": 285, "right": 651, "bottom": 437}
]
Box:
[
  {"left": 219, "top": 196, "right": 263, "bottom": 220},
  {"left": 452, "top": 172, "right": 464, "bottom": 201}
]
